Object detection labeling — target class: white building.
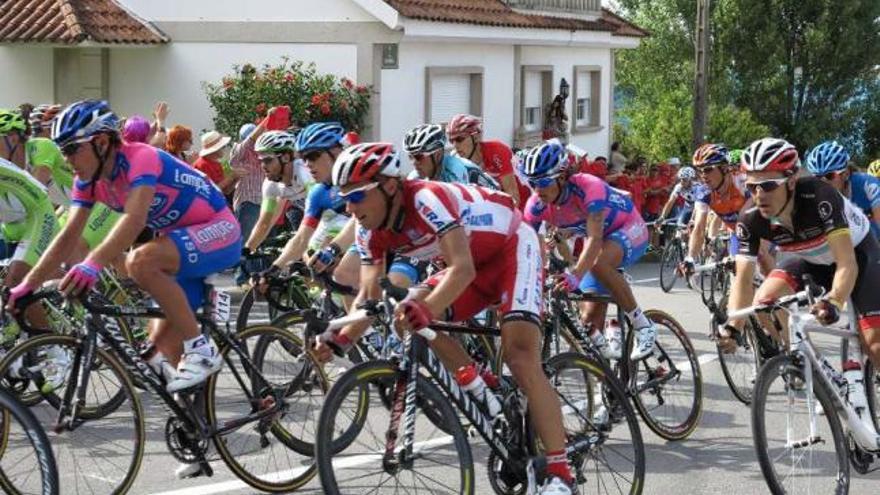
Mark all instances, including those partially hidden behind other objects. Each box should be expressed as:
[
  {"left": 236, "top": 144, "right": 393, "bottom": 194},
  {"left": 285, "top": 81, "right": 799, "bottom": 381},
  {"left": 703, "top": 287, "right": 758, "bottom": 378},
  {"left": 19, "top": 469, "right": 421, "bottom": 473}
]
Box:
[{"left": 0, "top": 0, "right": 645, "bottom": 155}]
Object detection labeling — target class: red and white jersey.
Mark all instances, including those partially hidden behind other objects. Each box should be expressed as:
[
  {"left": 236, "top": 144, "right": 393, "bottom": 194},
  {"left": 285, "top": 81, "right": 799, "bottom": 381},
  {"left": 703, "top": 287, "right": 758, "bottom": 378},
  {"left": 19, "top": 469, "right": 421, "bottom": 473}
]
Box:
[{"left": 356, "top": 180, "right": 521, "bottom": 265}]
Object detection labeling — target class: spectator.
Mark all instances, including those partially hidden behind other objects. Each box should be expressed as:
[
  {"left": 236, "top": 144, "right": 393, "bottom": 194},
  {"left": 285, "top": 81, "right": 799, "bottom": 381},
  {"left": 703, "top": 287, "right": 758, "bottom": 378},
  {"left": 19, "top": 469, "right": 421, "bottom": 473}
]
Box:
[
  {"left": 166, "top": 125, "right": 195, "bottom": 163},
  {"left": 580, "top": 155, "right": 608, "bottom": 180},
  {"left": 230, "top": 118, "right": 272, "bottom": 286},
  {"left": 194, "top": 130, "right": 243, "bottom": 196},
  {"left": 609, "top": 141, "right": 628, "bottom": 176},
  {"left": 149, "top": 101, "right": 170, "bottom": 148},
  {"left": 122, "top": 115, "right": 151, "bottom": 143},
  {"left": 643, "top": 165, "right": 669, "bottom": 222}
]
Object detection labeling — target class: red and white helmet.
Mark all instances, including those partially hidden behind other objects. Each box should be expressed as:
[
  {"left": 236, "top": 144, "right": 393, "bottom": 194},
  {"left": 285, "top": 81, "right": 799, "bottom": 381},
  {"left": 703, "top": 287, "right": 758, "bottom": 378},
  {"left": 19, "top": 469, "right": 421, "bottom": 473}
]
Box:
[
  {"left": 332, "top": 142, "right": 402, "bottom": 188},
  {"left": 446, "top": 114, "right": 483, "bottom": 140},
  {"left": 741, "top": 138, "right": 800, "bottom": 176}
]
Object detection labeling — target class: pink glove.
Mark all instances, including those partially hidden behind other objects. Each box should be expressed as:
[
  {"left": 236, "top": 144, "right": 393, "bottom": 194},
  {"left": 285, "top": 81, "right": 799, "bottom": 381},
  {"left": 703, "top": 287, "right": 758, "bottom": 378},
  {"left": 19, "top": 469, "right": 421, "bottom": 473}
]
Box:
[
  {"left": 61, "top": 260, "right": 103, "bottom": 296},
  {"left": 557, "top": 271, "right": 580, "bottom": 292},
  {"left": 6, "top": 282, "right": 36, "bottom": 312},
  {"left": 401, "top": 299, "right": 433, "bottom": 331}
]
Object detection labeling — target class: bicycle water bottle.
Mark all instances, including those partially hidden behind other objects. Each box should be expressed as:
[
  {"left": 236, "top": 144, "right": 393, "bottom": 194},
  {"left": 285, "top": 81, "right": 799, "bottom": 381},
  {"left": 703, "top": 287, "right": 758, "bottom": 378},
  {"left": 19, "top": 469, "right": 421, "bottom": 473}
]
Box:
[
  {"left": 456, "top": 363, "right": 502, "bottom": 418},
  {"left": 843, "top": 360, "right": 869, "bottom": 418}
]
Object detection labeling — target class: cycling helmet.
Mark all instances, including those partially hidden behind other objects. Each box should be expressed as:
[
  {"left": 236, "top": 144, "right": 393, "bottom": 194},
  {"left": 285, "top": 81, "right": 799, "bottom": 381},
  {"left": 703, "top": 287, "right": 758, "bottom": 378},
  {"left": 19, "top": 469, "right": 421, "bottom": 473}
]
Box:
[
  {"left": 446, "top": 114, "right": 483, "bottom": 139},
  {"left": 28, "top": 104, "right": 63, "bottom": 132},
  {"left": 239, "top": 123, "right": 257, "bottom": 142},
  {"left": 0, "top": 109, "right": 27, "bottom": 136},
  {"left": 403, "top": 124, "right": 446, "bottom": 154},
  {"left": 332, "top": 142, "right": 402, "bottom": 188},
  {"left": 741, "top": 138, "right": 800, "bottom": 176},
  {"left": 868, "top": 159, "right": 880, "bottom": 178},
  {"left": 692, "top": 143, "right": 730, "bottom": 168},
  {"left": 51, "top": 100, "right": 119, "bottom": 148},
  {"left": 295, "top": 122, "right": 345, "bottom": 153},
  {"left": 122, "top": 115, "right": 151, "bottom": 143},
  {"left": 518, "top": 141, "right": 569, "bottom": 179},
  {"left": 728, "top": 149, "right": 743, "bottom": 166},
  {"left": 677, "top": 167, "right": 697, "bottom": 181},
  {"left": 805, "top": 140, "right": 850, "bottom": 175},
  {"left": 255, "top": 130, "right": 297, "bottom": 154}
]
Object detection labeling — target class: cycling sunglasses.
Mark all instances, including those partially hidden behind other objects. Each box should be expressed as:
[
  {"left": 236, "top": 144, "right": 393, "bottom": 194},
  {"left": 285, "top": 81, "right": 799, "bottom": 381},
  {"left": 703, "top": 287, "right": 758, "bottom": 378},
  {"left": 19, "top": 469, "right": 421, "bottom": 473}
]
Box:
[
  {"left": 302, "top": 150, "right": 327, "bottom": 162},
  {"left": 409, "top": 152, "right": 429, "bottom": 161},
  {"left": 340, "top": 182, "right": 380, "bottom": 204},
  {"left": 449, "top": 136, "right": 468, "bottom": 144},
  {"left": 820, "top": 171, "right": 845, "bottom": 181},
  {"left": 258, "top": 155, "right": 278, "bottom": 165},
  {"left": 527, "top": 175, "right": 559, "bottom": 189},
  {"left": 744, "top": 177, "right": 788, "bottom": 194},
  {"left": 60, "top": 137, "right": 93, "bottom": 157},
  {"left": 698, "top": 165, "right": 722, "bottom": 174}
]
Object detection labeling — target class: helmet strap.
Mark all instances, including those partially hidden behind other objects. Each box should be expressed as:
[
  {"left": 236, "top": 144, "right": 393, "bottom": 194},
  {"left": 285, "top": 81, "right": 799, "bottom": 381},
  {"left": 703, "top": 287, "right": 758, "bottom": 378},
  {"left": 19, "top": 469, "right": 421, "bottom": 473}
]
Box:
[
  {"left": 430, "top": 152, "right": 442, "bottom": 180},
  {"left": 2, "top": 134, "right": 21, "bottom": 164},
  {"left": 713, "top": 168, "right": 730, "bottom": 192},
  {"left": 379, "top": 180, "right": 404, "bottom": 232},
  {"left": 466, "top": 136, "right": 478, "bottom": 161},
  {"left": 551, "top": 176, "right": 567, "bottom": 205},
  {"left": 771, "top": 180, "right": 794, "bottom": 220},
  {"left": 89, "top": 138, "right": 113, "bottom": 194}
]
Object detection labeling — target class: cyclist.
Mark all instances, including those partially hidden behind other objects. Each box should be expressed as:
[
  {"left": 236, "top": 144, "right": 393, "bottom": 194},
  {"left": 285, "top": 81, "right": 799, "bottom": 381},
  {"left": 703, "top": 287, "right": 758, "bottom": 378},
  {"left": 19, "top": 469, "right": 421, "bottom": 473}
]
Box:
[
  {"left": 727, "top": 137, "right": 880, "bottom": 375},
  {"left": 446, "top": 113, "right": 530, "bottom": 206},
  {"left": 0, "top": 109, "right": 120, "bottom": 263},
  {"left": 805, "top": 141, "right": 880, "bottom": 238},
  {"left": 520, "top": 141, "right": 656, "bottom": 361},
  {"left": 316, "top": 142, "right": 577, "bottom": 493},
  {"left": 27, "top": 104, "right": 62, "bottom": 139},
  {"left": 8, "top": 100, "right": 241, "bottom": 394},
  {"left": 403, "top": 123, "right": 498, "bottom": 190},
  {"left": 655, "top": 166, "right": 707, "bottom": 229},
  {"left": 868, "top": 159, "right": 880, "bottom": 179},
  {"left": 242, "top": 130, "right": 308, "bottom": 253}
]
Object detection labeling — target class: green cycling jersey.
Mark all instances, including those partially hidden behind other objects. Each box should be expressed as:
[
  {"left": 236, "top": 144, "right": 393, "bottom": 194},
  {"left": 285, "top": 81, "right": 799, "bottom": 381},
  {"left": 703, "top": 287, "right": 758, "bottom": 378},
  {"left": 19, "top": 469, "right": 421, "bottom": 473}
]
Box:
[
  {"left": 0, "top": 157, "right": 58, "bottom": 266},
  {"left": 26, "top": 137, "right": 73, "bottom": 207}
]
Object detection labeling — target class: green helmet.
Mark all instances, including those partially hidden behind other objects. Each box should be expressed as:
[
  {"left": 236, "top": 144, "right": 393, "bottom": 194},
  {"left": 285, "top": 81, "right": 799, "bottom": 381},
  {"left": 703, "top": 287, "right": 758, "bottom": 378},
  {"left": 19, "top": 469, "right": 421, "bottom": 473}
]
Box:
[
  {"left": 868, "top": 159, "right": 880, "bottom": 178},
  {"left": 0, "top": 109, "right": 27, "bottom": 136},
  {"left": 728, "top": 149, "right": 743, "bottom": 166},
  {"left": 255, "top": 130, "right": 297, "bottom": 154}
]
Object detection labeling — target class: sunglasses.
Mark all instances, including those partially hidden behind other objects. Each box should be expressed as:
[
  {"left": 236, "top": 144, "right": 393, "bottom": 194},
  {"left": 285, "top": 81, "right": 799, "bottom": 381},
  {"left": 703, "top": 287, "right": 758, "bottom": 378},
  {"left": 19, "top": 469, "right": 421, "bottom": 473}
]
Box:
[
  {"left": 60, "top": 138, "right": 92, "bottom": 157},
  {"left": 744, "top": 177, "right": 788, "bottom": 194},
  {"left": 449, "top": 136, "right": 468, "bottom": 144},
  {"left": 302, "top": 150, "right": 325, "bottom": 162},
  {"left": 409, "top": 153, "right": 430, "bottom": 161},
  {"left": 698, "top": 165, "right": 721, "bottom": 175},
  {"left": 258, "top": 155, "right": 278, "bottom": 165},
  {"left": 821, "top": 171, "right": 845, "bottom": 181},
  {"left": 527, "top": 175, "right": 559, "bottom": 189},
  {"left": 340, "top": 182, "right": 380, "bottom": 204}
]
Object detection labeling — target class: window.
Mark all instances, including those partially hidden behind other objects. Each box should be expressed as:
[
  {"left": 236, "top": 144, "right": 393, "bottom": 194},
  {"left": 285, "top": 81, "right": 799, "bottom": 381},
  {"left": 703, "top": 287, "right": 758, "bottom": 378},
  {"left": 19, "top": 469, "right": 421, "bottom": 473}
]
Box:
[
  {"left": 517, "top": 66, "right": 553, "bottom": 146},
  {"left": 425, "top": 67, "right": 483, "bottom": 123},
  {"left": 573, "top": 66, "right": 601, "bottom": 132}
]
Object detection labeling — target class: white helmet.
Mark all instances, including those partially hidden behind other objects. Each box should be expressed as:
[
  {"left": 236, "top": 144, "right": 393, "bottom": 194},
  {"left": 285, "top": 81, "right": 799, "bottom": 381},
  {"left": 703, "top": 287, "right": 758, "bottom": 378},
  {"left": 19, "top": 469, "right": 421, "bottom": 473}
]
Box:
[
  {"left": 677, "top": 167, "right": 697, "bottom": 181},
  {"left": 403, "top": 124, "right": 446, "bottom": 154},
  {"left": 741, "top": 138, "right": 800, "bottom": 175},
  {"left": 332, "top": 142, "right": 402, "bottom": 188}
]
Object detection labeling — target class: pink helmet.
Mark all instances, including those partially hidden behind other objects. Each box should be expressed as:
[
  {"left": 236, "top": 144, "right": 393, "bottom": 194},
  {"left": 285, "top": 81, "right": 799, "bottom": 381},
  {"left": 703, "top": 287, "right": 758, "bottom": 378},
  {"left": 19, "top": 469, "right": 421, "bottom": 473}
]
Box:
[
  {"left": 446, "top": 114, "right": 483, "bottom": 140},
  {"left": 123, "top": 115, "right": 151, "bottom": 143}
]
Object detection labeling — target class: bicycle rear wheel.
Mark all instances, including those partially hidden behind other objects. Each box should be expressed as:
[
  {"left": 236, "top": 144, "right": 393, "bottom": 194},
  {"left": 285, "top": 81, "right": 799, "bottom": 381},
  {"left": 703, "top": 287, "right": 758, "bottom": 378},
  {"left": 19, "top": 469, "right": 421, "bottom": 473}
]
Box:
[
  {"left": 659, "top": 241, "right": 681, "bottom": 293},
  {"left": 751, "top": 353, "right": 849, "bottom": 495},
  {"left": 629, "top": 310, "right": 702, "bottom": 441},
  {"left": 0, "top": 386, "right": 59, "bottom": 495},
  {"left": 315, "top": 360, "right": 474, "bottom": 495}
]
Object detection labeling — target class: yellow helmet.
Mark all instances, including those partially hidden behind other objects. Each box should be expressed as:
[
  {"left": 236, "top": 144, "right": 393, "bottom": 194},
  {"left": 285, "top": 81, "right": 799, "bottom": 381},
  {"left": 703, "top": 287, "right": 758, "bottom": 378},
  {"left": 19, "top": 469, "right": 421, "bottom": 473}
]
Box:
[{"left": 868, "top": 159, "right": 880, "bottom": 178}]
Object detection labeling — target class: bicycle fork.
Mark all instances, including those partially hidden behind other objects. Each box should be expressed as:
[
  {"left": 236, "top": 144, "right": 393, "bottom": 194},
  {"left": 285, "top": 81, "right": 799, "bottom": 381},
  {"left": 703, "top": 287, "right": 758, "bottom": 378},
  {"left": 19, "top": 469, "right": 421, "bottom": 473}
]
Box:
[{"left": 383, "top": 333, "right": 419, "bottom": 472}]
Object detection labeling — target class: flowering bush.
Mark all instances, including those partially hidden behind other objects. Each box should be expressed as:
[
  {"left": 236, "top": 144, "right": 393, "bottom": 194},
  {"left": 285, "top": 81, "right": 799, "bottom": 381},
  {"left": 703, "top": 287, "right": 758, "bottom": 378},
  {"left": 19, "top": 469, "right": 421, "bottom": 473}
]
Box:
[{"left": 204, "top": 58, "right": 371, "bottom": 137}]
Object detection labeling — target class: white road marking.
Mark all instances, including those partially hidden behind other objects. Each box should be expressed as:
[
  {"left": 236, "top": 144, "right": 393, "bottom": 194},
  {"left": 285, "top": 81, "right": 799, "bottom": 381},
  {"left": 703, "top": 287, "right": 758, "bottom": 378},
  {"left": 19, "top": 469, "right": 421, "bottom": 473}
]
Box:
[{"left": 631, "top": 277, "right": 660, "bottom": 284}]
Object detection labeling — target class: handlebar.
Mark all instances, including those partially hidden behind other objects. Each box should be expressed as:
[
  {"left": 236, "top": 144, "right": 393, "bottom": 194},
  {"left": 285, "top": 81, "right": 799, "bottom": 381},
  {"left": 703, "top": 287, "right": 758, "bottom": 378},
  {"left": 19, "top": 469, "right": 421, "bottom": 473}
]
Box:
[{"left": 723, "top": 275, "right": 825, "bottom": 324}]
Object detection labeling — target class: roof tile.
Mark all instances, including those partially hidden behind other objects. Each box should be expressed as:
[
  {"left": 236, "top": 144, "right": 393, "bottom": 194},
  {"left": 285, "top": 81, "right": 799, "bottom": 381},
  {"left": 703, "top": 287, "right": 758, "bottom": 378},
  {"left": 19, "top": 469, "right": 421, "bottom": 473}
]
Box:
[{"left": 0, "top": 0, "right": 168, "bottom": 45}]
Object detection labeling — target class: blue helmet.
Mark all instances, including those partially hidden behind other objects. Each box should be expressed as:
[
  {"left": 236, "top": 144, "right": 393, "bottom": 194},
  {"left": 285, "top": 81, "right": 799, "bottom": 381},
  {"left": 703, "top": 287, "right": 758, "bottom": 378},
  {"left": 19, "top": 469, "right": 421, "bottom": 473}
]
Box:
[
  {"left": 239, "top": 123, "right": 257, "bottom": 141},
  {"left": 518, "top": 141, "right": 569, "bottom": 179},
  {"left": 51, "top": 100, "right": 119, "bottom": 148},
  {"left": 295, "top": 122, "right": 345, "bottom": 153},
  {"left": 806, "top": 141, "right": 850, "bottom": 175}
]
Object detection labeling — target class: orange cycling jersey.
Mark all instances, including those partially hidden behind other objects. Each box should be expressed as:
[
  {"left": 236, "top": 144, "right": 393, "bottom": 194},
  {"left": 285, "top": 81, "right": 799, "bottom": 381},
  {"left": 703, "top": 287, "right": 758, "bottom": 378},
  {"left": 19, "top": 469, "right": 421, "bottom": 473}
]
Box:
[{"left": 695, "top": 173, "right": 749, "bottom": 228}]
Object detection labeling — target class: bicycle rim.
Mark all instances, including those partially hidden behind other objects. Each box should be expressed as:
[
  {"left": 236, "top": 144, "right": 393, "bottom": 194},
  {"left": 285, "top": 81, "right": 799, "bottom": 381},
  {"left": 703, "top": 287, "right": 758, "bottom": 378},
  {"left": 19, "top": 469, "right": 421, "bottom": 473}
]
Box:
[
  {"left": 659, "top": 243, "right": 681, "bottom": 293},
  {"left": 0, "top": 387, "right": 59, "bottom": 495},
  {"left": 751, "top": 354, "right": 849, "bottom": 495},
  {"left": 716, "top": 316, "right": 760, "bottom": 405}
]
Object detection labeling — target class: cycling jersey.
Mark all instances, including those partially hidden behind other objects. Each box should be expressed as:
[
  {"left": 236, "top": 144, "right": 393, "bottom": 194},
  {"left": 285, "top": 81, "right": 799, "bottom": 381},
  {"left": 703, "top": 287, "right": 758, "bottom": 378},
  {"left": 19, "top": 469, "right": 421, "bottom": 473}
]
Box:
[
  {"left": 695, "top": 173, "right": 749, "bottom": 228},
  {"left": 25, "top": 137, "right": 72, "bottom": 207},
  {"left": 475, "top": 140, "right": 530, "bottom": 205},
  {"left": 0, "top": 158, "right": 58, "bottom": 266},
  {"left": 671, "top": 181, "right": 709, "bottom": 206},
  {"left": 356, "top": 180, "right": 540, "bottom": 323},
  {"left": 261, "top": 176, "right": 308, "bottom": 215},
  {"left": 735, "top": 177, "right": 870, "bottom": 265},
  {"left": 408, "top": 154, "right": 498, "bottom": 190},
  {"left": 302, "top": 182, "right": 347, "bottom": 229},
  {"left": 847, "top": 172, "right": 880, "bottom": 236}
]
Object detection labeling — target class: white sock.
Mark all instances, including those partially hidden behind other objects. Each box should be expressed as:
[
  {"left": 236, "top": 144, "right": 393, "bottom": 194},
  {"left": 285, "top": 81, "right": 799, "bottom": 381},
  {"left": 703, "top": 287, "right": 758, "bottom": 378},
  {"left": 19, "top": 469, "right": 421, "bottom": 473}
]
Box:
[{"left": 626, "top": 307, "right": 651, "bottom": 330}]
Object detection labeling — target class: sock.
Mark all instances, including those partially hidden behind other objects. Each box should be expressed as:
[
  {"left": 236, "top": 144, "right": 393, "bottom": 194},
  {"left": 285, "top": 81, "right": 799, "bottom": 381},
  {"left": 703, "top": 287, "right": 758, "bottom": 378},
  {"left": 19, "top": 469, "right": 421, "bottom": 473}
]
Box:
[
  {"left": 626, "top": 307, "right": 651, "bottom": 330},
  {"left": 545, "top": 449, "right": 573, "bottom": 483}
]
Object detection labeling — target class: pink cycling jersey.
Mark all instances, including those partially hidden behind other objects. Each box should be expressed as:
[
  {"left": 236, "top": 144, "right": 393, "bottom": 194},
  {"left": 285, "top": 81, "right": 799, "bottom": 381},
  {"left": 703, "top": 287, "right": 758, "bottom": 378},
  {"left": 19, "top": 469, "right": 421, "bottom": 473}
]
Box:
[
  {"left": 524, "top": 173, "right": 647, "bottom": 243},
  {"left": 72, "top": 142, "right": 229, "bottom": 233}
]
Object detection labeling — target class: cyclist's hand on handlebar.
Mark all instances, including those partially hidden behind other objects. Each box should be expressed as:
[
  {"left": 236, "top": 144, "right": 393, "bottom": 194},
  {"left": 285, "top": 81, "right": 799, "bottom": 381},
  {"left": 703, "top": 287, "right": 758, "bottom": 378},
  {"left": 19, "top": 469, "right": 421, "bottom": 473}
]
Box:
[
  {"left": 253, "top": 264, "right": 281, "bottom": 295},
  {"left": 309, "top": 244, "right": 342, "bottom": 273},
  {"left": 552, "top": 271, "right": 580, "bottom": 293},
  {"left": 677, "top": 257, "right": 695, "bottom": 277},
  {"left": 811, "top": 297, "right": 841, "bottom": 326},
  {"left": 313, "top": 330, "right": 352, "bottom": 363},
  {"left": 5, "top": 282, "right": 35, "bottom": 314},
  {"left": 60, "top": 260, "right": 103, "bottom": 298},
  {"left": 395, "top": 299, "right": 432, "bottom": 332}
]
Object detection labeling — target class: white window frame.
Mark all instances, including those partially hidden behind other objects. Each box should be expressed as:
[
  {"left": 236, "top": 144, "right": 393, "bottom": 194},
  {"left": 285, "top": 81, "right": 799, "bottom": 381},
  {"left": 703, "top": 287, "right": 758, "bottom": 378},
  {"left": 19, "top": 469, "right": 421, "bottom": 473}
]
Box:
[
  {"left": 517, "top": 65, "right": 553, "bottom": 146},
  {"left": 424, "top": 66, "right": 483, "bottom": 123},
  {"left": 572, "top": 65, "right": 602, "bottom": 133}
]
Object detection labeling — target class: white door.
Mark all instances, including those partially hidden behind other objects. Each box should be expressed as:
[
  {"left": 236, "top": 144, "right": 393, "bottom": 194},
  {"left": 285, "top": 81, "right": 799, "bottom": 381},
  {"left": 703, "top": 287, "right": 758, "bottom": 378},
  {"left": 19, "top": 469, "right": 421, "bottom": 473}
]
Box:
[{"left": 430, "top": 73, "right": 470, "bottom": 124}]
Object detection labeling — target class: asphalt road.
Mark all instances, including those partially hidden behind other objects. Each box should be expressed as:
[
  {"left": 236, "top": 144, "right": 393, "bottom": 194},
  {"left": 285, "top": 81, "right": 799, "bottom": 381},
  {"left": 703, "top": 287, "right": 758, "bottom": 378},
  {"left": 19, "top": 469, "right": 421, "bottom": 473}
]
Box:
[{"left": 14, "top": 261, "right": 880, "bottom": 494}]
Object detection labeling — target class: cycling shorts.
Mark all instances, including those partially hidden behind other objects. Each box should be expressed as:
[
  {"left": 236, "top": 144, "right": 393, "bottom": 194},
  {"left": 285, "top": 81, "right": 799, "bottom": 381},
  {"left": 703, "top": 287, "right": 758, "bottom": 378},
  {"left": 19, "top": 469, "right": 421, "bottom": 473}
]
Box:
[
  {"left": 59, "top": 204, "right": 121, "bottom": 250},
  {"left": 9, "top": 206, "right": 58, "bottom": 267},
  {"left": 166, "top": 209, "right": 242, "bottom": 310},
  {"left": 579, "top": 221, "right": 649, "bottom": 295},
  {"left": 422, "top": 223, "right": 543, "bottom": 325},
  {"left": 675, "top": 206, "right": 693, "bottom": 227},
  {"left": 768, "top": 234, "right": 880, "bottom": 331}
]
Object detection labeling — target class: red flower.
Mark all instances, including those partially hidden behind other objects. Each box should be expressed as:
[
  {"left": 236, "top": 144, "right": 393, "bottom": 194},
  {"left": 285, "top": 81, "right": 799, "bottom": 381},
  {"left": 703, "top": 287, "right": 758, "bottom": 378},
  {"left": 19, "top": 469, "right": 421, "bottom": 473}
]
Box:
[
  {"left": 320, "top": 103, "right": 332, "bottom": 116},
  {"left": 311, "top": 94, "right": 322, "bottom": 106},
  {"left": 285, "top": 72, "right": 295, "bottom": 82},
  {"left": 356, "top": 85, "right": 368, "bottom": 94},
  {"left": 341, "top": 78, "right": 354, "bottom": 90}
]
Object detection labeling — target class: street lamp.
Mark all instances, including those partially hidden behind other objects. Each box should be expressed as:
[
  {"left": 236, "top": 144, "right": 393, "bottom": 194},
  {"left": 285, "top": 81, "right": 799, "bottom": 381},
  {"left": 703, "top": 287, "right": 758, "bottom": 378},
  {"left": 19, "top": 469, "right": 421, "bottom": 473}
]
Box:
[{"left": 559, "top": 77, "right": 570, "bottom": 100}]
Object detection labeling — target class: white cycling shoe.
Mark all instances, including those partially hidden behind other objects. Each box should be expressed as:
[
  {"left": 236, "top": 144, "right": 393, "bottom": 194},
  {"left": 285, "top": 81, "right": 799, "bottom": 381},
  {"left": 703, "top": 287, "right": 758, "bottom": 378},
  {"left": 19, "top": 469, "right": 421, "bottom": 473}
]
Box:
[
  {"left": 540, "top": 476, "right": 578, "bottom": 494},
  {"left": 629, "top": 325, "right": 657, "bottom": 361},
  {"left": 175, "top": 462, "right": 208, "bottom": 479},
  {"left": 590, "top": 332, "right": 621, "bottom": 360},
  {"left": 166, "top": 344, "right": 222, "bottom": 393}
]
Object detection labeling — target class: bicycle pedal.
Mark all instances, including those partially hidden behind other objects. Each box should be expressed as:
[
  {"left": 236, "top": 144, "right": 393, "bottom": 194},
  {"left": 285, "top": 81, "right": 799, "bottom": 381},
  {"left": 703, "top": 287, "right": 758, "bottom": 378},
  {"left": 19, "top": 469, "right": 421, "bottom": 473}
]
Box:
[{"left": 466, "top": 425, "right": 479, "bottom": 439}]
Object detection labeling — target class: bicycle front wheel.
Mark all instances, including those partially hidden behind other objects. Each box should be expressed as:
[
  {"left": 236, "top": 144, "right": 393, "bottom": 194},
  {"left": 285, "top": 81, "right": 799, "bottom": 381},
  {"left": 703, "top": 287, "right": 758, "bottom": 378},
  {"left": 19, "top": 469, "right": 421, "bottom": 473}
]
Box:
[
  {"left": 659, "top": 241, "right": 681, "bottom": 293},
  {"left": 315, "top": 360, "right": 474, "bottom": 495},
  {"left": 751, "top": 353, "right": 849, "bottom": 495},
  {"left": 716, "top": 314, "right": 761, "bottom": 405},
  {"left": 0, "top": 386, "right": 59, "bottom": 495}
]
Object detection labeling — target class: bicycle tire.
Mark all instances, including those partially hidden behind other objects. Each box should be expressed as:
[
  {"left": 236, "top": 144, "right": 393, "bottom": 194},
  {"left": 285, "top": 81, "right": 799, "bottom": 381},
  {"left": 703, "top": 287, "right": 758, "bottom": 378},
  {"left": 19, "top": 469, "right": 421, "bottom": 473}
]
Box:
[
  {"left": 0, "top": 386, "right": 59, "bottom": 495},
  {"left": 751, "top": 353, "right": 849, "bottom": 495},
  {"left": 315, "top": 360, "right": 475, "bottom": 495},
  {"left": 659, "top": 241, "right": 681, "bottom": 293},
  {"left": 0, "top": 334, "right": 144, "bottom": 495},
  {"left": 715, "top": 316, "right": 761, "bottom": 405},
  {"left": 629, "top": 310, "right": 702, "bottom": 441},
  {"left": 544, "top": 352, "right": 645, "bottom": 495},
  {"left": 865, "top": 359, "right": 880, "bottom": 433},
  {"left": 206, "top": 324, "right": 327, "bottom": 492}
]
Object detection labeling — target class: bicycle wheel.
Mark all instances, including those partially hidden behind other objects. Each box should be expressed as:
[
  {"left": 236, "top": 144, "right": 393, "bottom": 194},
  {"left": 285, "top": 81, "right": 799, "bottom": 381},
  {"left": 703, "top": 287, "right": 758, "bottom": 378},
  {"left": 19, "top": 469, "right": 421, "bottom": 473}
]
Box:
[
  {"left": 206, "top": 324, "right": 327, "bottom": 493},
  {"left": 752, "top": 353, "right": 849, "bottom": 495},
  {"left": 545, "top": 352, "right": 645, "bottom": 495},
  {"left": 236, "top": 283, "right": 310, "bottom": 334},
  {"left": 0, "top": 386, "right": 59, "bottom": 495},
  {"left": 0, "top": 334, "right": 144, "bottom": 495},
  {"left": 659, "top": 241, "right": 681, "bottom": 293},
  {"left": 716, "top": 315, "right": 761, "bottom": 405},
  {"left": 629, "top": 310, "right": 702, "bottom": 441},
  {"left": 865, "top": 359, "right": 880, "bottom": 433},
  {"left": 315, "top": 360, "right": 474, "bottom": 495}
]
